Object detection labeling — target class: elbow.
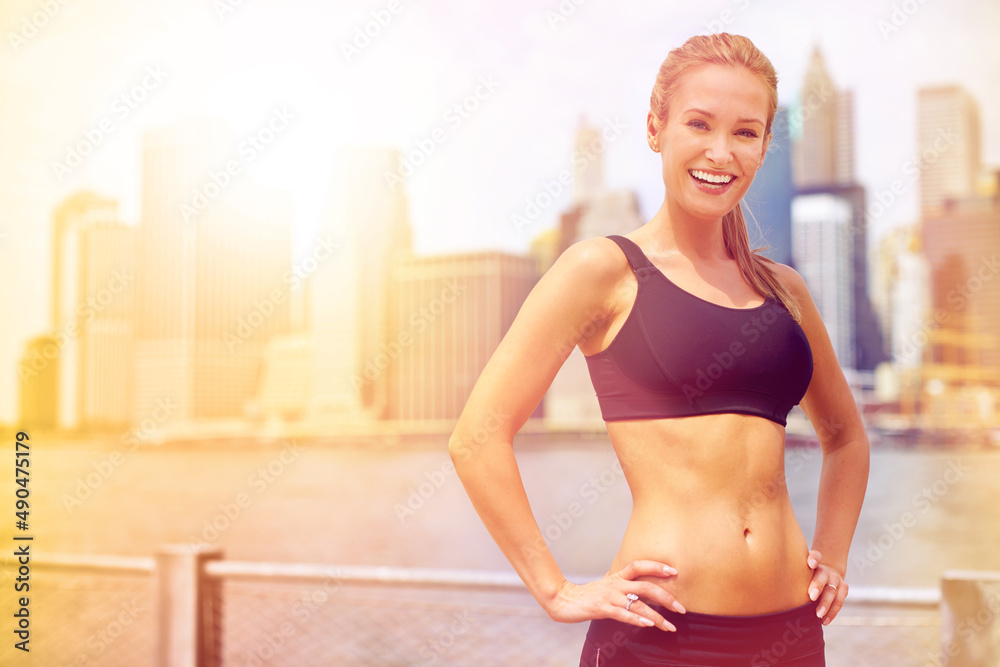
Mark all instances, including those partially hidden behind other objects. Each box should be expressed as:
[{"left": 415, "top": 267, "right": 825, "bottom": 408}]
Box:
[
  {"left": 447, "top": 428, "right": 481, "bottom": 469},
  {"left": 822, "top": 433, "right": 870, "bottom": 457},
  {"left": 821, "top": 433, "right": 871, "bottom": 474},
  {"left": 448, "top": 407, "right": 512, "bottom": 465},
  {"left": 817, "top": 418, "right": 871, "bottom": 454},
  {"left": 447, "top": 437, "right": 469, "bottom": 467},
  {"left": 447, "top": 421, "right": 469, "bottom": 462},
  {"left": 448, "top": 428, "right": 511, "bottom": 470},
  {"left": 447, "top": 432, "right": 493, "bottom": 469}
]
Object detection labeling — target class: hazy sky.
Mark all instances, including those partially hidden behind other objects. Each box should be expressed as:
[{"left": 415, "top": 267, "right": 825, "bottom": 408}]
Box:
[{"left": 0, "top": 0, "right": 997, "bottom": 422}]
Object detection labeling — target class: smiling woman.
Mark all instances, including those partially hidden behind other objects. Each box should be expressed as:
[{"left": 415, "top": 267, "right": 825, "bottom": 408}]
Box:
[{"left": 449, "top": 32, "right": 869, "bottom": 667}]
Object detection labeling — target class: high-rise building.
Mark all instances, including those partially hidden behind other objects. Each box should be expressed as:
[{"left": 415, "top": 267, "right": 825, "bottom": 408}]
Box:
[
  {"left": 256, "top": 334, "right": 313, "bottom": 422},
  {"left": 385, "top": 251, "right": 540, "bottom": 428},
  {"left": 575, "top": 190, "right": 642, "bottom": 245},
  {"left": 308, "top": 146, "right": 412, "bottom": 425},
  {"left": 791, "top": 48, "right": 854, "bottom": 188},
  {"left": 135, "top": 115, "right": 293, "bottom": 426},
  {"left": 921, "top": 199, "right": 1000, "bottom": 372},
  {"left": 548, "top": 116, "right": 642, "bottom": 250},
  {"left": 18, "top": 335, "right": 59, "bottom": 431},
  {"left": 888, "top": 230, "right": 932, "bottom": 370},
  {"left": 792, "top": 193, "right": 855, "bottom": 369},
  {"left": 796, "top": 183, "right": 885, "bottom": 370},
  {"left": 52, "top": 192, "right": 135, "bottom": 430},
  {"left": 528, "top": 227, "right": 561, "bottom": 277},
  {"left": 909, "top": 85, "right": 998, "bottom": 427},
  {"left": 874, "top": 226, "right": 929, "bottom": 368},
  {"left": 916, "top": 85, "right": 981, "bottom": 216},
  {"left": 572, "top": 115, "right": 604, "bottom": 205},
  {"left": 832, "top": 89, "right": 855, "bottom": 186},
  {"left": 78, "top": 221, "right": 136, "bottom": 429},
  {"left": 745, "top": 106, "right": 794, "bottom": 266},
  {"left": 790, "top": 47, "right": 884, "bottom": 372}
]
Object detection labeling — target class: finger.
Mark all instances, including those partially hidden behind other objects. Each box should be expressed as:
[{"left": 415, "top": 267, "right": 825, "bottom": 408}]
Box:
[
  {"left": 806, "top": 549, "right": 822, "bottom": 569},
  {"left": 618, "top": 559, "right": 678, "bottom": 580},
  {"left": 621, "top": 597, "right": 664, "bottom": 628},
  {"left": 610, "top": 598, "right": 676, "bottom": 632},
  {"left": 815, "top": 579, "right": 841, "bottom": 619},
  {"left": 807, "top": 569, "right": 830, "bottom": 601},
  {"left": 626, "top": 580, "right": 687, "bottom": 614},
  {"left": 820, "top": 583, "right": 849, "bottom": 625}
]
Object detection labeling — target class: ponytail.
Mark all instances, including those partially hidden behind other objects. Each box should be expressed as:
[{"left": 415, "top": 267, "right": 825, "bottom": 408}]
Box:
[{"left": 722, "top": 204, "right": 801, "bottom": 322}]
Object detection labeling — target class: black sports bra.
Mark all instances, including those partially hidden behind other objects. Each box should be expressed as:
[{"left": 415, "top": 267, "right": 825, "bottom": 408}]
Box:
[{"left": 583, "top": 235, "right": 813, "bottom": 427}]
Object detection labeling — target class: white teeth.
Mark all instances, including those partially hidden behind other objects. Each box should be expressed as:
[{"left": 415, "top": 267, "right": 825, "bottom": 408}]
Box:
[{"left": 690, "top": 169, "right": 733, "bottom": 184}]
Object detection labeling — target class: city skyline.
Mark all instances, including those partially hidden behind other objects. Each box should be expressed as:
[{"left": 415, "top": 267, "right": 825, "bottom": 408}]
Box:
[
  {"left": 1, "top": 0, "right": 999, "bottom": 423},
  {"left": 16, "top": 70, "right": 998, "bottom": 435}
]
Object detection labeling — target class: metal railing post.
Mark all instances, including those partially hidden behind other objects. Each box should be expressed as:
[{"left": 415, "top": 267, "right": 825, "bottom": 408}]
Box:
[
  {"left": 154, "top": 544, "right": 223, "bottom": 667},
  {"left": 941, "top": 569, "right": 1000, "bottom": 666}
]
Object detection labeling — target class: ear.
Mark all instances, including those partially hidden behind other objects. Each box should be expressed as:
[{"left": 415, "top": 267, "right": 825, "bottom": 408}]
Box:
[{"left": 646, "top": 110, "right": 659, "bottom": 148}]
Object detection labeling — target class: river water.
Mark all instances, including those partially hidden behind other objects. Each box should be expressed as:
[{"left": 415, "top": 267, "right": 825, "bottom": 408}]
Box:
[{"left": 11, "top": 431, "right": 1000, "bottom": 588}]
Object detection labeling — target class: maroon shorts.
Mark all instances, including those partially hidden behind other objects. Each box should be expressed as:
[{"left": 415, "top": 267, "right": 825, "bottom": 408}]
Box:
[{"left": 579, "top": 599, "right": 826, "bottom": 666}]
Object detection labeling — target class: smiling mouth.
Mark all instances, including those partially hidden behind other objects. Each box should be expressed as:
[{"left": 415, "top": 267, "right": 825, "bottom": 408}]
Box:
[{"left": 689, "top": 169, "right": 736, "bottom": 190}]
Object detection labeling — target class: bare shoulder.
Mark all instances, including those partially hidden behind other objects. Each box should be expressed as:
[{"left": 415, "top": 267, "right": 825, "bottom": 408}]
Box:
[
  {"left": 552, "top": 235, "right": 629, "bottom": 280},
  {"left": 769, "top": 262, "right": 810, "bottom": 298},
  {"left": 544, "top": 235, "right": 631, "bottom": 313}
]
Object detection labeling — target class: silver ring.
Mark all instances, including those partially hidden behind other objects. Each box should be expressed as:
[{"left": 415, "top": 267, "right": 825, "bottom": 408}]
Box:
[
  {"left": 625, "top": 593, "right": 638, "bottom": 611},
  {"left": 825, "top": 584, "right": 837, "bottom": 592}
]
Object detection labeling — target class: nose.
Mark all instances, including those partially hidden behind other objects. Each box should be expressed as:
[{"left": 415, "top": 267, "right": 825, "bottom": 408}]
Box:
[{"left": 704, "top": 130, "right": 733, "bottom": 165}]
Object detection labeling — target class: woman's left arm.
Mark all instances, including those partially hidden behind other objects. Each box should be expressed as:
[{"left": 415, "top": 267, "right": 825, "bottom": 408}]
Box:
[{"left": 775, "top": 263, "right": 871, "bottom": 626}]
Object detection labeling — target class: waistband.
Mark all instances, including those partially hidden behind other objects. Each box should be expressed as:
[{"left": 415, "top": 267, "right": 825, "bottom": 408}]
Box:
[{"left": 583, "top": 599, "right": 825, "bottom": 666}]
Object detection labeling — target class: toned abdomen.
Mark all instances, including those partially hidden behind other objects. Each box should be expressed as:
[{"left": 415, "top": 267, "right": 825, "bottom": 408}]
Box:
[{"left": 605, "top": 414, "right": 816, "bottom": 615}]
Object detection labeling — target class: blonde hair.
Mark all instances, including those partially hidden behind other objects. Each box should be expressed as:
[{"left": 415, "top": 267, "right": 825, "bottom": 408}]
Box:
[{"left": 649, "top": 33, "right": 801, "bottom": 321}]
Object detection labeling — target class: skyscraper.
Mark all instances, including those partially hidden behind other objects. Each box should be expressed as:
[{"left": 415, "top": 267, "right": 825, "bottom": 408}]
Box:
[
  {"left": 792, "top": 194, "right": 855, "bottom": 369},
  {"left": 52, "top": 192, "right": 135, "bottom": 430},
  {"left": 563, "top": 116, "right": 641, "bottom": 245},
  {"left": 889, "top": 230, "right": 932, "bottom": 370},
  {"left": 921, "top": 200, "right": 1000, "bottom": 372},
  {"left": 256, "top": 333, "right": 312, "bottom": 422},
  {"left": 791, "top": 48, "right": 854, "bottom": 188},
  {"left": 572, "top": 115, "right": 604, "bottom": 205},
  {"left": 873, "top": 227, "right": 931, "bottom": 371},
  {"left": 797, "top": 182, "right": 886, "bottom": 371},
  {"left": 135, "top": 115, "right": 293, "bottom": 426},
  {"left": 386, "top": 251, "right": 540, "bottom": 427},
  {"left": 912, "top": 86, "right": 998, "bottom": 428},
  {"left": 916, "top": 85, "right": 981, "bottom": 216},
  {"left": 790, "top": 46, "right": 884, "bottom": 372},
  {"left": 308, "top": 146, "right": 412, "bottom": 425},
  {"left": 18, "top": 335, "right": 59, "bottom": 431},
  {"left": 575, "top": 190, "right": 643, "bottom": 244}
]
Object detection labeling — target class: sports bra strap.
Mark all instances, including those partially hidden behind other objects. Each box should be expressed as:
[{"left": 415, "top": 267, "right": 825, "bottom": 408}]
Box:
[{"left": 606, "top": 235, "right": 654, "bottom": 272}]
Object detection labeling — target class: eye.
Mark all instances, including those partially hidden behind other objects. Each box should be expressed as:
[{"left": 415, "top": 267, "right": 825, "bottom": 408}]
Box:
[
  {"left": 737, "top": 129, "right": 759, "bottom": 138},
  {"left": 686, "top": 119, "right": 708, "bottom": 130}
]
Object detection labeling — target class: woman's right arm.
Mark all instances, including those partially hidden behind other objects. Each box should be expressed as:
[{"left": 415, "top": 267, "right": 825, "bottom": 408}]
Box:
[{"left": 448, "top": 237, "right": 684, "bottom": 632}]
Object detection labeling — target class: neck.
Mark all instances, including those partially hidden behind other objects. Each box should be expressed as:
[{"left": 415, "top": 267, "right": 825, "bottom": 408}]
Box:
[{"left": 645, "top": 196, "right": 730, "bottom": 262}]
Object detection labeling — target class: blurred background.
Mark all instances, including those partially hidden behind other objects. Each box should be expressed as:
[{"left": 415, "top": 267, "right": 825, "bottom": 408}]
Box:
[{"left": 0, "top": 0, "right": 998, "bottom": 665}]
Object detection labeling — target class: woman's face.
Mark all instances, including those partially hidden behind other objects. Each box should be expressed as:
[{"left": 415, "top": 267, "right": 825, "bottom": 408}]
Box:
[{"left": 648, "top": 64, "right": 772, "bottom": 222}]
